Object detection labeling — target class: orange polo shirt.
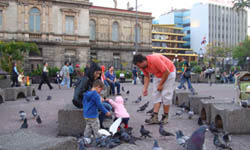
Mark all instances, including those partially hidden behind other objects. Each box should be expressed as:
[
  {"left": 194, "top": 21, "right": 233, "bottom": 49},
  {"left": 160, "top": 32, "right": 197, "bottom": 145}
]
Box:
[{"left": 141, "top": 54, "right": 175, "bottom": 78}]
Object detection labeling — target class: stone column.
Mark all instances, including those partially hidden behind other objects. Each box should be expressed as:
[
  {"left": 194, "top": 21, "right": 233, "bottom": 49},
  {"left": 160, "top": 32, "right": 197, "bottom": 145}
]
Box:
[{"left": 41, "top": 4, "right": 46, "bottom": 40}]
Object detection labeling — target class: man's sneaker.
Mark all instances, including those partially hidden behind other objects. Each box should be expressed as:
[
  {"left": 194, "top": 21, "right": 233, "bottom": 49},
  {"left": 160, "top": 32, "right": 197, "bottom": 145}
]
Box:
[
  {"left": 145, "top": 113, "right": 160, "bottom": 124},
  {"left": 160, "top": 114, "right": 169, "bottom": 124}
]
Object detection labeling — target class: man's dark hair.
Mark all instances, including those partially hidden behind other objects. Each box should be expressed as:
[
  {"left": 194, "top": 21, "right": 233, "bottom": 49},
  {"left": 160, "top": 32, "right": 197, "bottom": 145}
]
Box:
[
  {"left": 65, "top": 61, "right": 68, "bottom": 65},
  {"left": 69, "top": 62, "right": 72, "bottom": 65},
  {"left": 133, "top": 54, "right": 147, "bottom": 65},
  {"left": 92, "top": 79, "right": 104, "bottom": 89}
]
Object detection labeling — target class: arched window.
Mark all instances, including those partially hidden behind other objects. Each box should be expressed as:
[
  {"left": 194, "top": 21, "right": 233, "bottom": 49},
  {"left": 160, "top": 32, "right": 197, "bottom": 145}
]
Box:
[
  {"left": 112, "top": 22, "right": 119, "bottom": 42},
  {"left": 29, "top": 8, "right": 40, "bottom": 32},
  {"left": 90, "top": 20, "right": 96, "bottom": 40},
  {"left": 134, "top": 25, "right": 140, "bottom": 43}
]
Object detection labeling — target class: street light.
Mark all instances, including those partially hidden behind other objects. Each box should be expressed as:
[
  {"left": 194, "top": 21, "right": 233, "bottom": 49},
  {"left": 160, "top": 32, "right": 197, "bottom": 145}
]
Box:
[{"left": 135, "top": 0, "right": 138, "bottom": 54}]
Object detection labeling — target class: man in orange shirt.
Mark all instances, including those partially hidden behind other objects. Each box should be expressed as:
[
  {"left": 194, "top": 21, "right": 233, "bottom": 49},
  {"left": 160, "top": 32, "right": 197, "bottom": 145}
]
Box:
[{"left": 133, "top": 53, "right": 176, "bottom": 124}]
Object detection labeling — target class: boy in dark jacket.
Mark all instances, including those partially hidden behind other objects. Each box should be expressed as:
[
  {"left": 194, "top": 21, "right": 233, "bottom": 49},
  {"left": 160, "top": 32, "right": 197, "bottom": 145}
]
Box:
[{"left": 83, "top": 80, "right": 111, "bottom": 139}]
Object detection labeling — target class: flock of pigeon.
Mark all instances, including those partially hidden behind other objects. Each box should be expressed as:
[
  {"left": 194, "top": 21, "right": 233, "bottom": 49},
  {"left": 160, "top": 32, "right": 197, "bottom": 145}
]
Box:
[{"left": 19, "top": 95, "right": 52, "bottom": 129}]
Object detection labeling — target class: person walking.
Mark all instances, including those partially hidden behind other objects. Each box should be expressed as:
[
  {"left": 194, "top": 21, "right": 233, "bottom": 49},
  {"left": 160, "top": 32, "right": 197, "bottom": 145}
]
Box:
[
  {"left": 68, "top": 62, "right": 74, "bottom": 87},
  {"left": 133, "top": 53, "right": 176, "bottom": 124},
  {"left": 132, "top": 66, "right": 138, "bottom": 85},
  {"left": 38, "top": 62, "right": 53, "bottom": 90},
  {"left": 11, "top": 62, "right": 19, "bottom": 87},
  {"left": 176, "top": 59, "right": 195, "bottom": 94},
  {"left": 60, "top": 62, "right": 70, "bottom": 88}
]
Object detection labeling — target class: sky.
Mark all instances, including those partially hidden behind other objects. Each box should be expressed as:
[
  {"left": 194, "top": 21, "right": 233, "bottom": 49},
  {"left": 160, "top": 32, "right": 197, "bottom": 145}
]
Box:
[{"left": 89, "top": 0, "right": 235, "bottom": 19}]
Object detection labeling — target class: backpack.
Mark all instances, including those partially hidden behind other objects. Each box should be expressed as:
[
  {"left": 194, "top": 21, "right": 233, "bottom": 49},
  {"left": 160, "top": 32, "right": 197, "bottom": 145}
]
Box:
[{"left": 72, "top": 76, "right": 89, "bottom": 108}]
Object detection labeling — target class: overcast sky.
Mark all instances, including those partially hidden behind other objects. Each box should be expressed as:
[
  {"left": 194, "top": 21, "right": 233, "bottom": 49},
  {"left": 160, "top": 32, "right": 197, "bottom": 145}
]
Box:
[{"left": 89, "top": 0, "right": 235, "bottom": 19}]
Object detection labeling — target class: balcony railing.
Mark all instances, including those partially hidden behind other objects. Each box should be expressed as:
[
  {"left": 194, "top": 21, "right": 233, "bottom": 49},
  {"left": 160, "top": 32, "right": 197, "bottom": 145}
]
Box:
[{"left": 29, "top": 33, "right": 42, "bottom": 39}]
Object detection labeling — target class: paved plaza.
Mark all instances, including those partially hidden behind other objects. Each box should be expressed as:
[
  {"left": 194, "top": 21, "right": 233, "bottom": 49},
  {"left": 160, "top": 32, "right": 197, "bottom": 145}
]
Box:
[{"left": 0, "top": 82, "right": 249, "bottom": 150}]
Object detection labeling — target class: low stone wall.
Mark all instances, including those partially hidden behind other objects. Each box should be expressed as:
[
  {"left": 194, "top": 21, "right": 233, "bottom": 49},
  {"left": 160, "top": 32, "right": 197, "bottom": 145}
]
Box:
[
  {"left": 172, "top": 89, "right": 192, "bottom": 106},
  {"left": 188, "top": 95, "right": 214, "bottom": 114},
  {"left": 26, "top": 86, "right": 36, "bottom": 97},
  {"left": 0, "top": 89, "right": 5, "bottom": 104},
  {"left": 0, "top": 76, "right": 11, "bottom": 89},
  {"left": 5, "top": 87, "right": 27, "bottom": 101},
  {"left": 211, "top": 103, "right": 250, "bottom": 134},
  {"left": 58, "top": 104, "right": 85, "bottom": 136},
  {"left": 0, "top": 130, "right": 77, "bottom": 150},
  {"left": 198, "top": 99, "right": 233, "bottom": 124}
]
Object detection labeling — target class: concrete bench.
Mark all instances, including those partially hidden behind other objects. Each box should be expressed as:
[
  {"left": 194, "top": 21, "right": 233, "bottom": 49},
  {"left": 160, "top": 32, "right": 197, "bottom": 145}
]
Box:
[
  {"left": 188, "top": 95, "right": 214, "bottom": 114},
  {"left": 0, "top": 89, "right": 5, "bottom": 104},
  {"left": 0, "top": 130, "right": 77, "bottom": 150},
  {"left": 26, "top": 86, "right": 36, "bottom": 97},
  {"left": 58, "top": 104, "right": 85, "bottom": 136},
  {"left": 173, "top": 89, "right": 192, "bottom": 106},
  {"left": 211, "top": 103, "right": 250, "bottom": 134},
  {"left": 198, "top": 99, "right": 233, "bottom": 124},
  {"left": 5, "top": 87, "right": 27, "bottom": 101}
]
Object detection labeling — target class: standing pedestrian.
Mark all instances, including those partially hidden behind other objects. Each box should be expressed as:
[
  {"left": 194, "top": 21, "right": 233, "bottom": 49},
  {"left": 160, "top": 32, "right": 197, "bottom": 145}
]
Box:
[
  {"left": 132, "top": 66, "right": 138, "bottom": 85},
  {"left": 11, "top": 62, "right": 19, "bottom": 87},
  {"left": 68, "top": 62, "right": 74, "bottom": 87},
  {"left": 38, "top": 62, "right": 53, "bottom": 90},
  {"left": 176, "top": 59, "right": 195, "bottom": 94},
  {"left": 84, "top": 63, "right": 90, "bottom": 76},
  {"left": 60, "top": 62, "right": 70, "bottom": 88},
  {"left": 205, "top": 65, "right": 213, "bottom": 86},
  {"left": 133, "top": 53, "right": 176, "bottom": 124}
]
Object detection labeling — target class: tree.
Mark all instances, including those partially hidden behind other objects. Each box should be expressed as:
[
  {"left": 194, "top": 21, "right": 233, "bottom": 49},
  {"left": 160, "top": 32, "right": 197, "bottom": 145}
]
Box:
[
  {"left": 205, "top": 42, "right": 231, "bottom": 67},
  {"left": 0, "top": 41, "right": 39, "bottom": 73},
  {"left": 233, "top": 37, "right": 250, "bottom": 66},
  {"left": 233, "top": 0, "right": 250, "bottom": 10}
]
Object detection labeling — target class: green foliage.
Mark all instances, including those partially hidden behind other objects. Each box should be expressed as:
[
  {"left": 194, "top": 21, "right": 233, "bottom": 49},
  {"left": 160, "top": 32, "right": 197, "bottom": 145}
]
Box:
[
  {"left": 80, "top": 66, "right": 85, "bottom": 73},
  {"left": 233, "top": 0, "right": 250, "bottom": 10},
  {"left": 48, "top": 66, "right": 60, "bottom": 77},
  {"left": 192, "top": 65, "right": 202, "bottom": 74},
  {"left": 0, "top": 41, "right": 39, "bottom": 73},
  {"left": 230, "top": 66, "right": 241, "bottom": 72},
  {"left": 190, "top": 61, "right": 198, "bottom": 69},
  {"left": 27, "top": 65, "right": 42, "bottom": 77},
  {"left": 115, "top": 70, "right": 132, "bottom": 79},
  {"left": 233, "top": 37, "right": 250, "bottom": 66}
]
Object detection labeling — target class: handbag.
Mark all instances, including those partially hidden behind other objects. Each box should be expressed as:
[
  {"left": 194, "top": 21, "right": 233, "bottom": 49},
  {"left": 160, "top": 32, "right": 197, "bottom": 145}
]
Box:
[{"left": 183, "top": 71, "right": 191, "bottom": 78}]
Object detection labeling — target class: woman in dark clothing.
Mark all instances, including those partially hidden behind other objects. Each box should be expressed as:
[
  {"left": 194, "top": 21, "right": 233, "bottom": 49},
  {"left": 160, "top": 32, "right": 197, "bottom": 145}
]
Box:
[
  {"left": 11, "top": 62, "right": 19, "bottom": 87},
  {"left": 38, "top": 62, "right": 53, "bottom": 90}
]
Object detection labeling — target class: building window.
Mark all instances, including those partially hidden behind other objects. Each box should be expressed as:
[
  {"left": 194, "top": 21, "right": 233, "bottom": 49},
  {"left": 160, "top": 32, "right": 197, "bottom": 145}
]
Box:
[
  {"left": 65, "top": 16, "right": 74, "bottom": 34},
  {"left": 112, "top": 22, "right": 119, "bottom": 42},
  {"left": 134, "top": 25, "right": 140, "bottom": 43},
  {"left": 89, "top": 20, "right": 96, "bottom": 40},
  {"left": 113, "top": 53, "right": 120, "bottom": 69},
  {"left": 64, "top": 49, "right": 76, "bottom": 64},
  {"left": 90, "top": 52, "right": 97, "bottom": 60},
  {"left": 29, "top": 8, "right": 40, "bottom": 32}
]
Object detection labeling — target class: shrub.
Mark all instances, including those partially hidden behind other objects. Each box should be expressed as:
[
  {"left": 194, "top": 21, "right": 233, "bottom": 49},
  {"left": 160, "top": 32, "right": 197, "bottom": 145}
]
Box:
[
  {"left": 48, "top": 66, "right": 60, "bottom": 77},
  {"left": 190, "top": 61, "right": 198, "bottom": 69},
  {"left": 192, "top": 65, "right": 202, "bottom": 74}
]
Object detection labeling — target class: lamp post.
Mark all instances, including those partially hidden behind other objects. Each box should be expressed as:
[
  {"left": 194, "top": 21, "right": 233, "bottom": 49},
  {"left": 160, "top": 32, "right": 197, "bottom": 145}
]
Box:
[
  {"left": 247, "top": 57, "right": 250, "bottom": 71},
  {"left": 135, "top": 0, "right": 138, "bottom": 54}
]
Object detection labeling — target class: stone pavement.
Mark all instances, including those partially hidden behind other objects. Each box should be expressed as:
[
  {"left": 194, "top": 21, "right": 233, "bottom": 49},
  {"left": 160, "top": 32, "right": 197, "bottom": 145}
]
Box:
[{"left": 0, "top": 82, "right": 249, "bottom": 150}]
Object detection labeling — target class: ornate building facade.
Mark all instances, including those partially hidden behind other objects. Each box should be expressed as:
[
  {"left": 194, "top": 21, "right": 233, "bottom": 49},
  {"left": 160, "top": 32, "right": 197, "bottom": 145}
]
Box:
[{"left": 0, "top": 0, "right": 153, "bottom": 71}]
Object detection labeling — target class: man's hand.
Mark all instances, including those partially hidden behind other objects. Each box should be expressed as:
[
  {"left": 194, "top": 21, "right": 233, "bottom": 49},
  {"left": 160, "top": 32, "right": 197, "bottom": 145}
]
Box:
[
  {"left": 157, "top": 84, "right": 163, "bottom": 91},
  {"left": 106, "top": 112, "right": 111, "bottom": 117},
  {"left": 143, "top": 88, "right": 148, "bottom": 96}
]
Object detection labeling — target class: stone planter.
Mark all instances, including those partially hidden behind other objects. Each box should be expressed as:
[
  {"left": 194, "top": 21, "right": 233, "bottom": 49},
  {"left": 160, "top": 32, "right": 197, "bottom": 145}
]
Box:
[
  {"left": 173, "top": 89, "right": 192, "bottom": 106},
  {"left": 188, "top": 95, "right": 214, "bottom": 114},
  {"left": 5, "top": 87, "right": 27, "bottom": 101},
  {"left": 0, "top": 89, "right": 5, "bottom": 104}
]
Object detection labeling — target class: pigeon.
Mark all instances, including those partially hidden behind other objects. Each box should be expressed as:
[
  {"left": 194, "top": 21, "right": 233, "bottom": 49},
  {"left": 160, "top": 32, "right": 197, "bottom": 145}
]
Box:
[
  {"left": 122, "top": 86, "right": 125, "bottom": 92},
  {"left": 176, "top": 130, "right": 189, "bottom": 147},
  {"left": 179, "top": 102, "right": 186, "bottom": 108},
  {"left": 36, "top": 115, "right": 42, "bottom": 124},
  {"left": 209, "top": 122, "right": 220, "bottom": 134},
  {"left": 175, "top": 110, "right": 184, "bottom": 116},
  {"left": 222, "top": 132, "right": 232, "bottom": 146},
  {"left": 198, "top": 117, "right": 203, "bottom": 126},
  {"left": 32, "top": 107, "right": 37, "bottom": 117},
  {"left": 78, "top": 138, "right": 86, "bottom": 150},
  {"left": 159, "top": 123, "right": 174, "bottom": 137},
  {"left": 124, "top": 98, "right": 128, "bottom": 102},
  {"left": 213, "top": 134, "right": 232, "bottom": 150},
  {"left": 134, "top": 96, "right": 142, "bottom": 103},
  {"left": 126, "top": 90, "right": 130, "bottom": 95},
  {"left": 137, "top": 101, "right": 149, "bottom": 112},
  {"left": 25, "top": 98, "right": 30, "bottom": 102},
  {"left": 120, "top": 127, "right": 132, "bottom": 143},
  {"left": 188, "top": 110, "right": 194, "bottom": 119},
  {"left": 20, "top": 118, "right": 28, "bottom": 129},
  {"left": 34, "top": 96, "right": 39, "bottom": 100},
  {"left": 147, "top": 108, "right": 153, "bottom": 114},
  {"left": 140, "top": 125, "right": 152, "bottom": 138},
  {"left": 47, "top": 96, "right": 52, "bottom": 100},
  {"left": 186, "top": 125, "right": 209, "bottom": 150},
  {"left": 19, "top": 111, "right": 26, "bottom": 121},
  {"left": 153, "top": 139, "right": 162, "bottom": 150},
  {"left": 241, "top": 101, "right": 248, "bottom": 108}
]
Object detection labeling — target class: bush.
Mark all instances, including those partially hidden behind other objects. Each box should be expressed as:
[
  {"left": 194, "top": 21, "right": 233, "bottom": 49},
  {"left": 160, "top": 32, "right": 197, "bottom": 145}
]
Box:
[
  {"left": 48, "top": 66, "right": 60, "bottom": 77},
  {"left": 115, "top": 70, "right": 132, "bottom": 79},
  {"left": 27, "top": 65, "right": 42, "bottom": 77},
  {"left": 190, "top": 61, "right": 198, "bottom": 69},
  {"left": 192, "top": 65, "right": 202, "bottom": 74}
]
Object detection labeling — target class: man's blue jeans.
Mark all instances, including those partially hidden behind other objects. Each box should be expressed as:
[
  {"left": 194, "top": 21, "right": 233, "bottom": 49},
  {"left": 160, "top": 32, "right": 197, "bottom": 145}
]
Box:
[
  {"left": 178, "top": 76, "right": 193, "bottom": 90},
  {"left": 133, "top": 76, "right": 137, "bottom": 85},
  {"left": 61, "top": 77, "right": 70, "bottom": 88},
  {"left": 108, "top": 81, "right": 120, "bottom": 95}
]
